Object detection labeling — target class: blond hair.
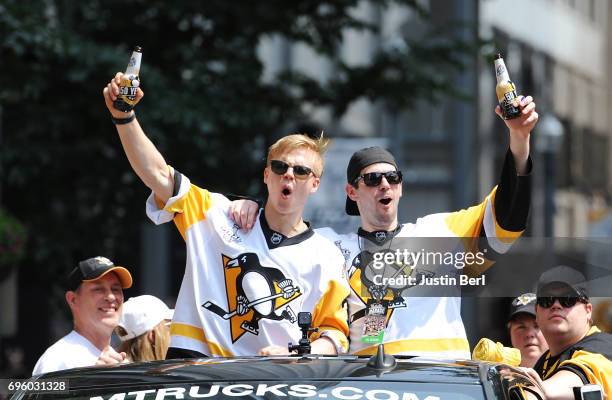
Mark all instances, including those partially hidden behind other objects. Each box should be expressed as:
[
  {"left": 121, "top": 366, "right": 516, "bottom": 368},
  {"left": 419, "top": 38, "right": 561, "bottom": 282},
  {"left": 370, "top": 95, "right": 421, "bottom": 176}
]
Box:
[
  {"left": 116, "top": 321, "right": 170, "bottom": 362},
  {"left": 266, "top": 133, "right": 330, "bottom": 177}
]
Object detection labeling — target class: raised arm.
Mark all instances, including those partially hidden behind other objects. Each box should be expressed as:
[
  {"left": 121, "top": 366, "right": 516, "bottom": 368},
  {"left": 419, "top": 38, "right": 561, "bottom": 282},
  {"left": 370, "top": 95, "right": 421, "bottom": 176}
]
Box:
[
  {"left": 102, "top": 72, "right": 173, "bottom": 203},
  {"left": 496, "top": 95, "right": 538, "bottom": 175}
]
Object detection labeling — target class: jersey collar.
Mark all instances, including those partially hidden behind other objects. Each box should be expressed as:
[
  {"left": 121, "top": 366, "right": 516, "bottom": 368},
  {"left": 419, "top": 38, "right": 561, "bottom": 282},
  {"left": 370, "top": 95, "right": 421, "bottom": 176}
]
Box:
[
  {"left": 260, "top": 211, "right": 314, "bottom": 249},
  {"left": 357, "top": 225, "right": 402, "bottom": 245}
]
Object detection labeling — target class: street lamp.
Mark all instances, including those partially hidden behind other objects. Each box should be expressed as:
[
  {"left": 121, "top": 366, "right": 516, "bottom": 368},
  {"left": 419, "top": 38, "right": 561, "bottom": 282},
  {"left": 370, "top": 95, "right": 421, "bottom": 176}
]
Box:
[{"left": 535, "top": 113, "right": 564, "bottom": 237}]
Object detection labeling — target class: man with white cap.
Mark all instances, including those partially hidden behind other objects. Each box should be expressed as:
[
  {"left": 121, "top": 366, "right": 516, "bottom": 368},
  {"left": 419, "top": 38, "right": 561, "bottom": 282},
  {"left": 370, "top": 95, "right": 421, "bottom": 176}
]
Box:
[
  {"left": 116, "top": 295, "right": 174, "bottom": 362},
  {"left": 32, "top": 256, "right": 133, "bottom": 375}
]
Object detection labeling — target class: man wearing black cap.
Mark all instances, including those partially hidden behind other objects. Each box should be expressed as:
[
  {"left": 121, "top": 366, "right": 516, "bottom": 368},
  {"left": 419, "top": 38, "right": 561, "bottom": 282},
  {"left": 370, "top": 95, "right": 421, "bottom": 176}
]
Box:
[
  {"left": 507, "top": 293, "right": 548, "bottom": 368},
  {"left": 32, "top": 256, "right": 133, "bottom": 375},
  {"left": 520, "top": 267, "right": 612, "bottom": 398},
  {"left": 230, "top": 96, "right": 537, "bottom": 357}
]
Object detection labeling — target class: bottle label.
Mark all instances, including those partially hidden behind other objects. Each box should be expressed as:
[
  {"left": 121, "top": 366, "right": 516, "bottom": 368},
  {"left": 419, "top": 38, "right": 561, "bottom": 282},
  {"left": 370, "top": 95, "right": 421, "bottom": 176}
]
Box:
[
  {"left": 114, "top": 75, "right": 140, "bottom": 112},
  {"left": 118, "top": 75, "right": 139, "bottom": 104},
  {"left": 499, "top": 81, "right": 520, "bottom": 119}
]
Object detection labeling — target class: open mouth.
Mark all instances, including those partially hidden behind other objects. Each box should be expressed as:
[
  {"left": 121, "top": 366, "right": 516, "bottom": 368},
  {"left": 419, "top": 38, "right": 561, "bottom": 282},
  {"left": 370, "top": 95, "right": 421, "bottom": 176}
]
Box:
[
  {"left": 379, "top": 198, "right": 392, "bottom": 206},
  {"left": 99, "top": 306, "right": 117, "bottom": 314},
  {"left": 281, "top": 186, "right": 293, "bottom": 198}
]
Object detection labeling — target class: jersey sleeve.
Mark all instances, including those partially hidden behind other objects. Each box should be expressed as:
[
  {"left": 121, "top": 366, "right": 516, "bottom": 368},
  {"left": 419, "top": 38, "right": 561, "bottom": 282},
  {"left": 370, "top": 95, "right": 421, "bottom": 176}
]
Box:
[
  {"left": 558, "top": 350, "right": 612, "bottom": 393},
  {"left": 445, "top": 149, "right": 532, "bottom": 276},
  {"left": 309, "top": 246, "right": 351, "bottom": 354},
  {"left": 145, "top": 168, "right": 214, "bottom": 240}
]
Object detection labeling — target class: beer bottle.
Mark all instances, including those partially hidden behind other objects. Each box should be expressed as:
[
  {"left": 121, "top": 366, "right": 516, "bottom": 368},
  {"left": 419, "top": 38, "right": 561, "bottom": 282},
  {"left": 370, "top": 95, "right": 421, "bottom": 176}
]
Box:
[
  {"left": 113, "top": 46, "right": 142, "bottom": 113},
  {"left": 494, "top": 53, "right": 521, "bottom": 119}
]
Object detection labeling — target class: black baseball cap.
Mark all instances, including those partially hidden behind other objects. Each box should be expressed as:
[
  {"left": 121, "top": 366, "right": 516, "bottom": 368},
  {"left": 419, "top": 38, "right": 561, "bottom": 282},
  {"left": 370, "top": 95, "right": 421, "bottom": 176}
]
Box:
[
  {"left": 345, "top": 146, "right": 398, "bottom": 216},
  {"left": 508, "top": 293, "right": 536, "bottom": 322},
  {"left": 66, "top": 256, "right": 133, "bottom": 291},
  {"left": 536, "top": 265, "right": 589, "bottom": 299}
]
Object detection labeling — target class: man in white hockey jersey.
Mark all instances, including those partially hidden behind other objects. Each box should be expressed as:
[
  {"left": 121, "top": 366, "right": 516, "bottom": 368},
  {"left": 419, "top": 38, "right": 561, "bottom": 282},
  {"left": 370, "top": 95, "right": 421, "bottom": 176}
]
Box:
[
  {"left": 230, "top": 96, "right": 537, "bottom": 358},
  {"left": 103, "top": 73, "right": 349, "bottom": 358}
]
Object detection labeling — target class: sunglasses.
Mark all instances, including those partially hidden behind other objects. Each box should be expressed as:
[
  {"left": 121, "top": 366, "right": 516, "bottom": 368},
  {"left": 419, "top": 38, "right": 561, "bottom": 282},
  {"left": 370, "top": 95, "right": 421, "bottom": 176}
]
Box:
[
  {"left": 270, "top": 160, "right": 315, "bottom": 179},
  {"left": 354, "top": 171, "right": 403, "bottom": 187},
  {"left": 536, "top": 296, "right": 587, "bottom": 308}
]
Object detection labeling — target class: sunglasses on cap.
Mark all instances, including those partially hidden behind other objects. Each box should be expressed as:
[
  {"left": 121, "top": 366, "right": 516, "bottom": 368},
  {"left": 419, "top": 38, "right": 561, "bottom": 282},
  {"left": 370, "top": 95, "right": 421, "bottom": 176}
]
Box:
[
  {"left": 536, "top": 296, "right": 588, "bottom": 309},
  {"left": 270, "top": 160, "right": 315, "bottom": 179},
  {"left": 354, "top": 171, "right": 403, "bottom": 187}
]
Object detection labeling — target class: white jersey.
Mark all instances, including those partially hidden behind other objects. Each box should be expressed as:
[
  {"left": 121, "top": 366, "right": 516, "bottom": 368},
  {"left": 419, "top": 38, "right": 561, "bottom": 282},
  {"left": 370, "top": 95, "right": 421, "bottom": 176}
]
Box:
[
  {"left": 146, "top": 172, "right": 349, "bottom": 356},
  {"left": 318, "top": 185, "right": 524, "bottom": 359},
  {"left": 32, "top": 331, "right": 102, "bottom": 375}
]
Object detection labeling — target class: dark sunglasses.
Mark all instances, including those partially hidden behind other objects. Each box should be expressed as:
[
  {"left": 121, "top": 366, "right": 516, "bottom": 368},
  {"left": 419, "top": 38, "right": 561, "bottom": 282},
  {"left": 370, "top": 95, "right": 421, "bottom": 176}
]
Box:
[
  {"left": 270, "top": 160, "right": 315, "bottom": 179},
  {"left": 536, "top": 296, "right": 587, "bottom": 308},
  {"left": 354, "top": 171, "right": 403, "bottom": 187}
]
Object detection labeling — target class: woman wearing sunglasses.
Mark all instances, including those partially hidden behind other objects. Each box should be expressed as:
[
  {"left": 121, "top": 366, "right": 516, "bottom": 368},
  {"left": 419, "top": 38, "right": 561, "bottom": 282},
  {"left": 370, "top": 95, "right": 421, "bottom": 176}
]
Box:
[{"left": 103, "top": 73, "right": 350, "bottom": 359}]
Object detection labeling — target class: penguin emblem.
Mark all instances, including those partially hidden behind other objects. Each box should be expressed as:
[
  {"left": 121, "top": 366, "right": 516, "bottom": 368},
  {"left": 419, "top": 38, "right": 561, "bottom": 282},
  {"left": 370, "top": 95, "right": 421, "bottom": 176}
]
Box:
[{"left": 202, "top": 253, "right": 301, "bottom": 342}]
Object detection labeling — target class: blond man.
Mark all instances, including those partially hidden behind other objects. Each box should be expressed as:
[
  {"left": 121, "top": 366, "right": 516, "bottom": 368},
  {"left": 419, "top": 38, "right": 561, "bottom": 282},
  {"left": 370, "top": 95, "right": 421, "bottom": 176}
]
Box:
[{"left": 103, "top": 74, "right": 349, "bottom": 358}]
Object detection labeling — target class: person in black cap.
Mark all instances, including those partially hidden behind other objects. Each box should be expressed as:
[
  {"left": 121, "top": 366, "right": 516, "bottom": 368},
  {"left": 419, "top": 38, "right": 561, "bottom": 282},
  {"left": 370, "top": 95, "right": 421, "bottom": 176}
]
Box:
[
  {"left": 32, "top": 256, "right": 133, "bottom": 375},
  {"left": 519, "top": 266, "right": 612, "bottom": 398},
  {"left": 229, "top": 96, "right": 537, "bottom": 358},
  {"left": 507, "top": 293, "right": 548, "bottom": 367}
]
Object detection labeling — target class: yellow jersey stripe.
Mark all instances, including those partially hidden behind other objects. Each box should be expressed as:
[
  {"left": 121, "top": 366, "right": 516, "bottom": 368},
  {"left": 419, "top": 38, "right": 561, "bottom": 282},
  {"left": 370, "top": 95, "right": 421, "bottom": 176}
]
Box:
[
  {"left": 353, "top": 337, "right": 470, "bottom": 356},
  {"left": 311, "top": 280, "right": 350, "bottom": 352},
  {"left": 445, "top": 192, "right": 491, "bottom": 237},
  {"left": 170, "top": 322, "right": 233, "bottom": 357},
  {"left": 164, "top": 185, "right": 212, "bottom": 239}
]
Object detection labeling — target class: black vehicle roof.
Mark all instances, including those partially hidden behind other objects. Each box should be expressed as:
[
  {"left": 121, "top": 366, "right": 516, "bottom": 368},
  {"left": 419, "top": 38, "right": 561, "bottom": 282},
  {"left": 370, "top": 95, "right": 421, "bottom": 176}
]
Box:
[{"left": 37, "top": 356, "right": 490, "bottom": 391}]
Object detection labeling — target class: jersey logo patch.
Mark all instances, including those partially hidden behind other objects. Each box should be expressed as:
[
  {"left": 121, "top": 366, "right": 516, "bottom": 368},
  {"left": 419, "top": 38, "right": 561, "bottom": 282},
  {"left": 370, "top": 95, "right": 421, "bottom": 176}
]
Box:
[
  {"left": 221, "top": 223, "right": 243, "bottom": 243},
  {"left": 270, "top": 232, "right": 283, "bottom": 245},
  {"left": 348, "top": 250, "right": 411, "bottom": 325},
  {"left": 202, "top": 252, "right": 301, "bottom": 343},
  {"left": 334, "top": 240, "right": 351, "bottom": 262}
]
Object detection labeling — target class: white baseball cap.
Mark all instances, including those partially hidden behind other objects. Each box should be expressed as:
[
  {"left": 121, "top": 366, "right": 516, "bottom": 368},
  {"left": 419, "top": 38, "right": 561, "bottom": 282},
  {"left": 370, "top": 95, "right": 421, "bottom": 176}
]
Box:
[{"left": 117, "top": 295, "right": 174, "bottom": 341}]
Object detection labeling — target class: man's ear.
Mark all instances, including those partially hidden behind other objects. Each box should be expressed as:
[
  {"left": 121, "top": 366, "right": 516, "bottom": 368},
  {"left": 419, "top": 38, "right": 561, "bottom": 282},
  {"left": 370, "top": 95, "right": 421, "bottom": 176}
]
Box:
[
  {"left": 346, "top": 183, "right": 358, "bottom": 201},
  {"left": 585, "top": 302, "right": 593, "bottom": 320},
  {"left": 309, "top": 177, "right": 320, "bottom": 194},
  {"left": 263, "top": 166, "right": 269, "bottom": 184},
  {"left": 65, "top": 291, "right": 76, "bottom": 307}
]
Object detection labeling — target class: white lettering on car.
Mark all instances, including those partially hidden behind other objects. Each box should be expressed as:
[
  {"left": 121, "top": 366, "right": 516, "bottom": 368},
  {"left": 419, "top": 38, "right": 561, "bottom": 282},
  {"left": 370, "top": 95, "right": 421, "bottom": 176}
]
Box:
[
  {"left": 331, "top": 387, "right": 363, "bottom": 400},
  {"left": 255, "top": 384, "right": 288, "bottom": 396},
  {"left": 90, "top": 394, "right": 126, "bottom": 400},
  {"left": 128, "top": 389, "right": 156, "bottom": 400},
  {"left": 287, "top": 384, "right": 318, "bottom": 397},
  {"left": 222, "top": 384, "right": 254, "bottom": 397},
  {"left": 90, "top": 385, "right": 441, "bottom": 400},
  {"left": 188, "top": 385, "right": 221, "bottom": 398},
  {"left": 366, "top": 389, "right": 399, "bottom": 400},
  {"left": 155, "top": 387, "right": 186, "bottom": 400}
]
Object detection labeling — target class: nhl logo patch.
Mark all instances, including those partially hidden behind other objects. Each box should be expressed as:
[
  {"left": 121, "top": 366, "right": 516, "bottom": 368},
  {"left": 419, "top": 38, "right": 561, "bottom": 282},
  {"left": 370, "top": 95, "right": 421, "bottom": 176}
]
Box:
[
  {"left": 375, "top": 232, "right": 386, "bottom": 242},
  {"left": 271, "top": 232, "right": 283, "bottom": 245}
]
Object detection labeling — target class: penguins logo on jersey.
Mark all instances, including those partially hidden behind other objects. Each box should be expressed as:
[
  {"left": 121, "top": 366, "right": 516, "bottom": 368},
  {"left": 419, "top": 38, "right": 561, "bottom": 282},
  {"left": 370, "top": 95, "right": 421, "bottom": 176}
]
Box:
[
  {"left": 348, "top": 250, "right": 411, "bottom": 324},
  {"left": 202, "top": 252, "right": 301, "bottom": 343}
]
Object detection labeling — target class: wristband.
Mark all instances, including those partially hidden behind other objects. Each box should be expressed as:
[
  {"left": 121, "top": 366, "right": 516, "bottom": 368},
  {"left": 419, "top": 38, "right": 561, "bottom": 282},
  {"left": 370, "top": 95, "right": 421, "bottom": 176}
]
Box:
[{"left": 111, "top": 113, "right": 136, "bottom": 125}]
